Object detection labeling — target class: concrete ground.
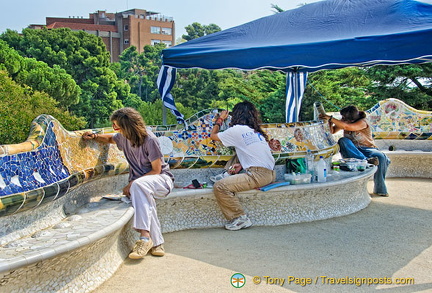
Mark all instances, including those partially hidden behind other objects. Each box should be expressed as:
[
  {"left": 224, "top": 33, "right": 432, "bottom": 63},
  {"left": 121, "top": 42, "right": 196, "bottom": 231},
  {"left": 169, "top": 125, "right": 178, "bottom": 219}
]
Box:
[{"left": 93, "top": 178, "right": 432, "bottom": 293}]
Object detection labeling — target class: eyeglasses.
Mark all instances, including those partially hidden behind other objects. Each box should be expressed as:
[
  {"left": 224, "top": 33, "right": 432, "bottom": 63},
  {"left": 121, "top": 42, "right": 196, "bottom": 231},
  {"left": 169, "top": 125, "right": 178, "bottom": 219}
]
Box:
[{"left": 112, "top": 122, "right": 121, "bottom": 132}]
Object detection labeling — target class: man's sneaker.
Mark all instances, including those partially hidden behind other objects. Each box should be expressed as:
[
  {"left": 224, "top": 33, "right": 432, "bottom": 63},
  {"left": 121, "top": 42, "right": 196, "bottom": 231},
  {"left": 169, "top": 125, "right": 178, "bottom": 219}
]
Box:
[
  {"left": 129, "top": 239, "right": 153, "bottom": 259},
  {"left": 367, "top": 157, "right": 379, "bottom": 166},
  {"left": 224, "top": 215, "right": 252, "bottom": 231},
  {"left": 150, "top": 245, "right": 165, "bottom": 257}
]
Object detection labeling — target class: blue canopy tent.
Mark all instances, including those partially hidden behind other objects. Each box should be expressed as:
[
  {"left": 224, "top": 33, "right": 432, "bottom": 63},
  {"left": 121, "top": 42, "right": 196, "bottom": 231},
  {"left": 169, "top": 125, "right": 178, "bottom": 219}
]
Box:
[{"left": 158, "top": 0, "right": 432, "bottom": 124}]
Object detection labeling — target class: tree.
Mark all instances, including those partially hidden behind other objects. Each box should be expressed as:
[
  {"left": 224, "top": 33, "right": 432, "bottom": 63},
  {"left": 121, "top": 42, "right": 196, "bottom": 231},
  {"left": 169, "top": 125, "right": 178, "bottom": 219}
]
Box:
[
  {"left": 0, "top": 39, "right": 81, "bottom": 109},
  {"left": 1, "top": 28, "right": 134, "bottom": 127},
  {"left": 137, "top": 99, "right": 196, "bottom": 126},
  {"left": 365, "top": 64, "right": 432, "bottom": 110},
  {"left": 172, "top": 68, "right": 243, "bottom": 110},
  {"left": 114, "top": 44, "right": 166, "bottom": 103},
  {"left": 303, "top": 67, "right": 373, "bottom": 119},
  {"left": 0, "top": 70, "right": 86, "bottom": 144},
  {"left": 182, "top": 22, "right": 221, "bottom": 41}
]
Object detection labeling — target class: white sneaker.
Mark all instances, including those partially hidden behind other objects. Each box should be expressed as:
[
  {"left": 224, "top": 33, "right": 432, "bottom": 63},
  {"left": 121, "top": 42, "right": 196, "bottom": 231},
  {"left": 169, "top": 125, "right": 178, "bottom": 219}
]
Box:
[
  {"left": 224, "top": 215, "right": 252, "bottom": 231},
  {"left": 210, "top": 171, "right": 230, "bottom": 183}
]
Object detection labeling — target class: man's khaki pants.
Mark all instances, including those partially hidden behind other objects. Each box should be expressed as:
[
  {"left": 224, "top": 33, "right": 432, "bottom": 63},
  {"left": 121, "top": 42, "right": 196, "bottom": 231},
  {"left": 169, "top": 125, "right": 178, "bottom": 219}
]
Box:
[{"left": 213, "top": 167, "right": 275, "bottom": 220}]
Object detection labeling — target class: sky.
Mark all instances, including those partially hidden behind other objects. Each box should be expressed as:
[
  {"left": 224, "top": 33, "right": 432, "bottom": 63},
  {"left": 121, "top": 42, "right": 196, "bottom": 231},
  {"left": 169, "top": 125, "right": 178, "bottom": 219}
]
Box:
[
  {"left": 2, "top": 0, "right": 432, "bottom": 40},
  {"left": 0, "top": 0, "right": 322, "bottom": 39}
]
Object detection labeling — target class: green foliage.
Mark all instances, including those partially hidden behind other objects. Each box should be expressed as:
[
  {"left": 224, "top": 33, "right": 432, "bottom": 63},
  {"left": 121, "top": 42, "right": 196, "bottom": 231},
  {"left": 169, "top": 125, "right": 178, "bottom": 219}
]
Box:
[
  {"left": 365, "top": 64, "right": 432, "bottom": 110},
  {"left": 257, "top": 87, "right": 287, "bottom": 123},
  {"left": 137, "top": 99, "right": 196, "bottom": 126},
  {"left": 217, "top": 70, "right": 286, "bottom": 122},
  {"left": 182, "top": 22, "right": 222, "bottom": 41},
  {"left": 303, "top": 67, "right": 374, "bottom": 119},
  {"left": 1, "top": 28, "right": 134, "bottom": 127},
  {"left": 0, "top": 39, "right": 22, "bottom": 74},
  {"left": 172, "top": 69, "right": 241, "bottom": 110},
  {"left": 0, "top": 70, "right": 86, "bottom": 144},
  {"left": 0, "top": 40, "right": 81, "bottom": 108},
  {"left": 114, "top": 44, "right": 165, "bottom": 103}
]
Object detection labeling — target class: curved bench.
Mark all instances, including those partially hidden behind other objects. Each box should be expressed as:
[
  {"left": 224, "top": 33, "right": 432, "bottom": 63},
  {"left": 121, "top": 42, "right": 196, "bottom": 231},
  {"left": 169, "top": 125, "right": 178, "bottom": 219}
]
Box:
[
  {"left": 159, "top": 168, "right": 375, "bottom": 233},
  {"left": 0, "top": 167, "right": 375, "bottom": 292},
  {"left": 374, "top": 140, "right": 432, "bottom": 179},
  {"left": 0, "top": 175, "right": 135, "bottom": 293},
  {"left": 383, "top": 150, "right": 432, "bottom": 178}
]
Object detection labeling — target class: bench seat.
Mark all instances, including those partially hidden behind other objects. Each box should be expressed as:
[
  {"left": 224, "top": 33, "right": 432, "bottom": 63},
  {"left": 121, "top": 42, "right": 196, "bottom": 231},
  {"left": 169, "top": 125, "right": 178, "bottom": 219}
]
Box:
[{"left": 0, "top": 167, "right": 375, "bottom": 292}]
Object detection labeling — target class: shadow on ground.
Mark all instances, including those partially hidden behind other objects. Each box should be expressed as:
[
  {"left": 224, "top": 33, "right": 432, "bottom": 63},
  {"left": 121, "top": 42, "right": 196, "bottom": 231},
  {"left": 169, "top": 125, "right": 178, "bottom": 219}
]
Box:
[{"left": 94, "top": 178, "right": 432, "bottom": 293}]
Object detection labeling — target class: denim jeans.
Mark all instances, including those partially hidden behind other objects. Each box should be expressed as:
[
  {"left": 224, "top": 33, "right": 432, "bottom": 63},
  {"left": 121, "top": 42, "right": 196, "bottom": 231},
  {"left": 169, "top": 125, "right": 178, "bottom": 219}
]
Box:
[
  {"left": 338, "top": 137, "right": 390, "bottom": 195},
  {"left": 213, "top": 167, "right": 275, "bottom": 220}
]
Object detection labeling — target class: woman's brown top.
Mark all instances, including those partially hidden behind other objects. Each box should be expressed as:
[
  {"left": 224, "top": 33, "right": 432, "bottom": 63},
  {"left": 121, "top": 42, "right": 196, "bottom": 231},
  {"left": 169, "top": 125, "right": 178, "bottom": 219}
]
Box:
[{"left": 343, "top": 119, "right": 377, "bottom": 148}]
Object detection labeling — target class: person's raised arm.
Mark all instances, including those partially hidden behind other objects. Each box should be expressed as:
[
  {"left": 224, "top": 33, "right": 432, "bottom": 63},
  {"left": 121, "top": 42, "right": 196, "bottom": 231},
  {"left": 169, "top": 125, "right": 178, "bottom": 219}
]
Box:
[
  {"left": 82, "top": 131, "right": 116, "bottom": 144},
  {"left": 319, "top": 114, "right": 341, "bottom": 134},
  {"left": 210, "top": 110, "right": 229, "bottom": 141},
  {"left": 319, "top": 113, "right": 367, "bottom": 133}
]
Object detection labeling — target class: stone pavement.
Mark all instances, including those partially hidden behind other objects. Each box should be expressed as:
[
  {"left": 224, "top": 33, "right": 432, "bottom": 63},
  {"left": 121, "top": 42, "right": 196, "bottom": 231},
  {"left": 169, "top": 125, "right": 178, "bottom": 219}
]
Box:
[{"left": 93, "top": 178, "right": 432, "bottom": 293}]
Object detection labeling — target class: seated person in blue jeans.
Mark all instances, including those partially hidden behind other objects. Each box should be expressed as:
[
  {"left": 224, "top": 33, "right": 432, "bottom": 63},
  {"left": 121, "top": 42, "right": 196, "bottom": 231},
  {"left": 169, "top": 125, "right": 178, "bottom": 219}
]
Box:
[{"left": 320, "top": 105, "right": 390, "bottom": 197}]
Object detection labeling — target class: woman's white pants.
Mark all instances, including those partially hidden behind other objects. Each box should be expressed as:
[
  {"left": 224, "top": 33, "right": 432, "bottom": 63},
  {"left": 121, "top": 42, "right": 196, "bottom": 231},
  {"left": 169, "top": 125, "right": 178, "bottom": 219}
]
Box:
[{"left": 129, "top": 174, "right": 173, "bottom": 246}]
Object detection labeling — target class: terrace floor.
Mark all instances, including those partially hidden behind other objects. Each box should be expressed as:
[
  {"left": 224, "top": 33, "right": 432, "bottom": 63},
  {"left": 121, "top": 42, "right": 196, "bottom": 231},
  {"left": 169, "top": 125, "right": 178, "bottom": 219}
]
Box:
[{"left": 93, "top": 178, "right": 432, "bottom": 293}]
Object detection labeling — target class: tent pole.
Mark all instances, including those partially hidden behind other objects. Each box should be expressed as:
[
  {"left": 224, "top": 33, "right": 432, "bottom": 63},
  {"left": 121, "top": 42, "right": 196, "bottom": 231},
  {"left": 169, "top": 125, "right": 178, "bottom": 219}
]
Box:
[
  {"left": 162, "top": 103, "right": 167, "bottom": 125},
  {"left": 294, "top": 70, "right": 299, "bottom": 122}
]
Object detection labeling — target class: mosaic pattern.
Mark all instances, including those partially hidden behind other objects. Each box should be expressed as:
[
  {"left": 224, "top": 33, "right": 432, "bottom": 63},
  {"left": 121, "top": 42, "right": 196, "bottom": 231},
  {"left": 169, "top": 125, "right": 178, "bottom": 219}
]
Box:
[
  {"left": 367, "top": 98, "right": 432, "bottom": 140},
  {"left": 3, "top": 97, "right": 430, "bottom": 217},
  {"left": 0, "top": 116, "right": 129, "bottom": 217},
  {"left": 150, "top": 112, "right": 338, "bottom": 169},
  {"left": 0, "top": 110, "right": 339, "bottom": 217}
]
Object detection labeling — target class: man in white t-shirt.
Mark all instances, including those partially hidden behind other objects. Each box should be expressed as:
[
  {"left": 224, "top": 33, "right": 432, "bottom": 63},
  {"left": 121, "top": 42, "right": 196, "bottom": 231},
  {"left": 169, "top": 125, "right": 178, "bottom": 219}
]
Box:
[{"left": 210, "top": 101, "right": 275, "bottom": 231}]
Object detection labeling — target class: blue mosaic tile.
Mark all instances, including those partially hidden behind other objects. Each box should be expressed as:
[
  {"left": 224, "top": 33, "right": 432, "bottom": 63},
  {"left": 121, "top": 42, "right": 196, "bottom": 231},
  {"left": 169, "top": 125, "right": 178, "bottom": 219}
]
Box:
[{"left": 0, "top": 123, "right": 69, "bottom": 198}]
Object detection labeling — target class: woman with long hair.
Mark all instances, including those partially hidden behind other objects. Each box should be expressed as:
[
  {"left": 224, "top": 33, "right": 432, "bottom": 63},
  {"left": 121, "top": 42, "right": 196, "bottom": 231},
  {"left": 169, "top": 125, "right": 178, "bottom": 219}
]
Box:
[
  {"left": 82, "top": 107, "right": 174, "bottom": 259},
  {"left": 210, "top": 101, "right": 275, "bottom": 230},
  {"left": 320, "top": 105, "right": 390, "bottom": 196}
]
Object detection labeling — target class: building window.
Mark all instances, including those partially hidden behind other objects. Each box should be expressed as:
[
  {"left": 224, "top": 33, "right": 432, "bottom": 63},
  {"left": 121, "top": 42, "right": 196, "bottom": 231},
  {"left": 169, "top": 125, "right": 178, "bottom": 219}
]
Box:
[
  {"left": 151, "top": 26, "right": 160, "bottom": 34},
  {"left": 161, "top": 27, "right": 172, "bottom": 35},
  {"left": 162, "top": 40, "right": 172, "bottom": 47},
  {"left": 124, "top": 39, "right": 130, "bottom": 44},
  {"left": 124, "top": 25, "right": 129, "bottom": 31},
  {"left": 151, "top": 39, "right": 161, "bottom": 45}
]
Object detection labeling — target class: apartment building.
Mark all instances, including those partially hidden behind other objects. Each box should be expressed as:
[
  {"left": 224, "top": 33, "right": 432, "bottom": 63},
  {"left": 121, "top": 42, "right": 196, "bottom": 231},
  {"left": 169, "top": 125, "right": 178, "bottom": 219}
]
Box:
[{"left": 31, "top": 9, "right": 175, "bottom": 62}]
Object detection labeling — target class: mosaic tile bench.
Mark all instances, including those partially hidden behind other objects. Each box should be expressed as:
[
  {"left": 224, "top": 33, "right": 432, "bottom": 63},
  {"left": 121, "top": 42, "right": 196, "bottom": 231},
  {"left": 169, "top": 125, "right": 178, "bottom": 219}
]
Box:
[
  {"left": 365, "top": 98, "right": 432, "bottom": 179},
  {"left": 1, "top": 97, "right": 429, "bottom": 292},
  {"left": 367, "top": 98, "right": 432, "bottom": 141},
  {"left": 0, "top": 173, "right": 136, "bottom": 293},
  {"left": 326, "top": 98, "right": 432, "bottom": 178},
  {"left": 1, "top": 110, "right": 367, "bottom": 292},
  {"left": 160, "top": 167, "right": 374, "bottom": 233},
  {"left": 0, "top": 166, "right": 375, "bottom": 293},
  {"left": 0, "top": 111, "right": 339, "bottom": 218}
]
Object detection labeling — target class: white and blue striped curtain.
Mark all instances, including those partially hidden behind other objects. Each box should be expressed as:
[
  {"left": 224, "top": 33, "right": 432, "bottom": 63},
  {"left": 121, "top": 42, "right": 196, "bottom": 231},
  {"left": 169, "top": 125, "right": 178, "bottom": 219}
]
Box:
[
  {"left": 157, "top": 66, "right": 186, "bottom": 125},
  {"left": 285, "top": 71, "right": 308, "bottom": 123}
]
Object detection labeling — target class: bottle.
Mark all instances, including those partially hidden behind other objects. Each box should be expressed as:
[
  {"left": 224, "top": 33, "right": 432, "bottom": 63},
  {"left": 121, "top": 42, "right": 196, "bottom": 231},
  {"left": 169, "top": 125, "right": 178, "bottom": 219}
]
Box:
[
  {"left": 305, "top": 150, "right": 314, "bottom": 180},
  {"left": 314, "top": 101, "right": 326, "bottom": 117},
  {"left": 316, "top": 156, "right": 327, "bottom": 183}
]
